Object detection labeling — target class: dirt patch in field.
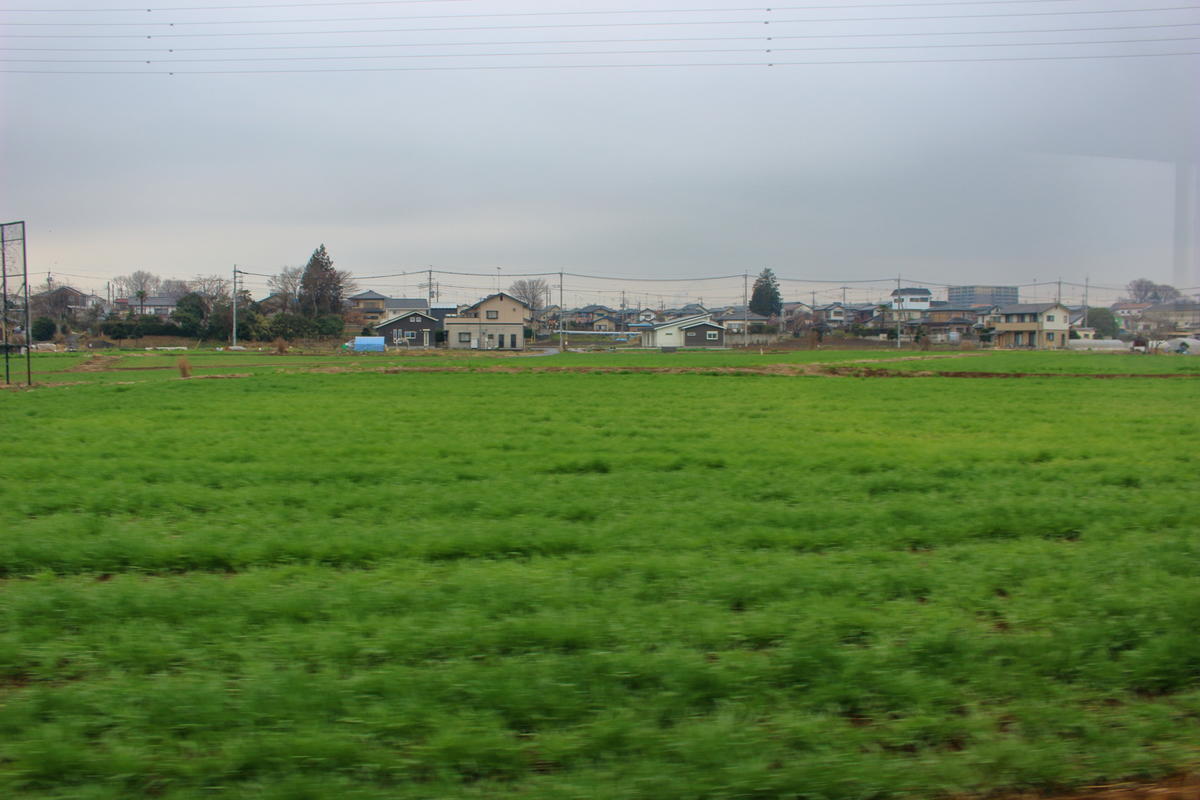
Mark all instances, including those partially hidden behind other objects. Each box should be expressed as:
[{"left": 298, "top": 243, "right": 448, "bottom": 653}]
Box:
[
  {"left": 978, "top": 774, "right": 1200, "bottom": 800},
  {"left": 819, "top": 366, "right": 1197, "bottom": 379},
  {"left": 365, "top": 363, "right": 1196, "bottom": 379},
  {"left": 179, "top": 373, "right": 251, "bottom": 380},
  {"left": 62, "top": 355, "right": 120, "bottom": 372}
]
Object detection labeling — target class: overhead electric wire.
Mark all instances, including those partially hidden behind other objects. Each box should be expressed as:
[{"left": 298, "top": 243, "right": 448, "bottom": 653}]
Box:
[
  {"left": 1, "top": 0, "right": 471, "bottom": 10},
  {"left": 6, "top": 46, "right": 1196, "bottom": 72},
  {"left": 0, "top": 0, "right": 1097, "bottom": 15},
  {"left": 4, "top": 6, "right": 1198, "bottom": 40},
  {"left": 6, "top": 21, "right": 1198, "bottom": 53},
  {"left": 8, "top": 34, "right": 1197, "bottom": 62},
  {"left": 0, "top": 1, "right": 1110, "bottom": 28}
]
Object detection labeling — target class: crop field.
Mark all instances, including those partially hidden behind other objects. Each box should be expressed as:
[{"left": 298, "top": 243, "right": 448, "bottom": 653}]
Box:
[{"left": 1, "top": 354, "right": 1198, "bottom": 799}]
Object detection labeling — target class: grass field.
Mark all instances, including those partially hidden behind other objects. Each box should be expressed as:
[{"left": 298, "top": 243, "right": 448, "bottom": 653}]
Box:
[{"left": 2, "top": 353, "right": 1198, "bottom": 798}]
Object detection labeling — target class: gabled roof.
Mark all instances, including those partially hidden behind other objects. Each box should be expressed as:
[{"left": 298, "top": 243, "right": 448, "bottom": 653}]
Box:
[
  {"left": 679, "top": 319, "right": 726, "bottom": 331},
  {"left": 376, "top": 309, "right": 438, "bottom": 326},
  {"left": 712, "top": 310, "right": 768, "bottom": 322},
  {"left": 384, "top": 297, "right": 429, "bottom": 309},
  {"left": 651, "top": 313, "right": 713, "bottom": 330},
  {"left": 350, "top": 290, "right": 388, "bottom": 300},
  {"left": 463, "top": 292, "right": 530, "bottom": 311},
  {"left": 996, "top": 303, "right": 1065, "bottom": 314},
  {"left": 892, "top": 287, "right": 932, "bottom": 296}
]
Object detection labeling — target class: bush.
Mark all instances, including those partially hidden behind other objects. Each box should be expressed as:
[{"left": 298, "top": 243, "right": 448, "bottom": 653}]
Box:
[{"left": 31, "top": 316, "right": 56, "bottom": 342}]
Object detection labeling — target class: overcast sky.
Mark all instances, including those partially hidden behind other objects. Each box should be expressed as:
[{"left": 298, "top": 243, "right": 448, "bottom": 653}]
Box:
[{"left": 2, "top": 0, "right": 1197, "bottom": 307}]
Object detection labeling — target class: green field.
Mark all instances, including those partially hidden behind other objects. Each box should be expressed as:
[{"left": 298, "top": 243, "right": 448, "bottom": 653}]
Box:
[{"left": 2, "top": 354, "right": 1198, "bottom": 798}]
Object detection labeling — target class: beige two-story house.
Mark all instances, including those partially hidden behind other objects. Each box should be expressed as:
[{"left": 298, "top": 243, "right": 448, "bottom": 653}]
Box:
[
  {"left": 993, "top": 303, "right": 1070, "bottom": 349},
  {"left": 443, "top": 292, "right": 532, "bottom": 350}
]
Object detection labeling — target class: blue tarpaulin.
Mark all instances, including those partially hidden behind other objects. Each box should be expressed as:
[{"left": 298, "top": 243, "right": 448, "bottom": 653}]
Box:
[{"left": 353, "top": 337, "right": 386, "bottom": 352}]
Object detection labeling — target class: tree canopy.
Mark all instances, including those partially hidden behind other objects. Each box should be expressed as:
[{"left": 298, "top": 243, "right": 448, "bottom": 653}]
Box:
[
  {"left": 1083, "top": 307, "right": 1121, "bottom": 339},
  {"left": 1126, "top": 278, "right": 1180, "bottom": 303},
  {"left": 749, "top": 269, "right": 782, "bottom": 317},
  {"left": 508, "top": 278, "right": 551, "bottom": 312},
  {"left": 298, "top": 245, "right": 354, "bottom": 317}
]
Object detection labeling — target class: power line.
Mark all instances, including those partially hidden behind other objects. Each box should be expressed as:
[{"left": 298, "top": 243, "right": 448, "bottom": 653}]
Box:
[
  {"left": 6, "top": 47, "right": 1195, "bottom": 72},
  {"left": 1, "top": 0, "right": 470, "bottom": 11},
  {"left": 8, "top": 21, "right": 1199, "bottom": 53},
  {"left": 0, "top": 0, "right": 1095, "bottom": 16},
  {"left": 4, "top": 6, "right": 1197, "bottom": 40},
  {"left": 8, "top": 35, "right": 1197, "bottom": 63},
  {"left": 0, "top": 1, "right": 1110, "bottom": 27}
]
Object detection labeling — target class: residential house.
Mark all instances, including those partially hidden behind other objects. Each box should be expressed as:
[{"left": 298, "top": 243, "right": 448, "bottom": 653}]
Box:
[
  {"left": 31, "top": 286, "right": 108, "bottom": 321},
  {"left": 347, "top": 290, "right": 389, "bottom": 320},
  {"left": 639, "top": 314, "right": 726, "bottom": 348},
  {"left": 890, "top": 287, "right": 933, "bottom": 311},
  {"left": 591, "top": 315, "right": 620, "bottom": 332},
  {"left": 1110, "top": 302, "right": 1153, "bottom": 332},
  {"left": 375, "top": 309, "right": 441, "bottom": 348},
  {"left": 443, "top": 292, "right": 531, "bottom": 350},
  {"left": 992, "top": 303, "right": 1071, "bottom": 349},
  {"left": 348, "top": 291, "right": 429, "bottom": 323},
  {"left": 712, "top": 307, "right": 769, "bottom": 334},
  {"left": 1140, "top": 301, "right": 1200, "bottom": 335},
  {"left": 815, "top": 303, "right": 847, "bottom": 327},
  {"left": 116, "top": 295, "right": 177, "bottom": 319},
  {"left": 565, "top": 305, "right": 614, "bottom": 327}
]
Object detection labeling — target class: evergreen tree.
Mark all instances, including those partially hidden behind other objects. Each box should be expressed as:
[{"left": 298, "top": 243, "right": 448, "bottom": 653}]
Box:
[
  {"left": 298, "top": 244, "right": 348, "bottom": 318},
  {"left": 749, "top": 268, "right": 782, "bottom": 317}
]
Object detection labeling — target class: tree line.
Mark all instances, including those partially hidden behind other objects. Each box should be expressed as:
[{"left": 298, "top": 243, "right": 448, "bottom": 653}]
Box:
[{"left": 31, "top": 245, "right": 356, "bottom": 343}]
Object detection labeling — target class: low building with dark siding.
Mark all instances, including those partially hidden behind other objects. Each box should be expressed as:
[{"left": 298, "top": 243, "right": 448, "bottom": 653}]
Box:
[
  {"left": 375, "top": 309, "right": 441, "bottom": 348},
  {"left": 680, "top": 321, "right": 725, "bottom": 347}
]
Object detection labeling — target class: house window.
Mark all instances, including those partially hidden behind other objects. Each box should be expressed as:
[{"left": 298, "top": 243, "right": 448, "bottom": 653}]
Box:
[
  {"left": 686, "top": 331, "right": 696, "bottom": 337},
  {"left": 1046, "top": 314, "right": 1055, "bottom": 321},
  {"left": 405, "top": 330, "right": 416, "bottom": 339},
  {"left": 1047, "top": 332, "right": 1055, "bottom": 341},
  {"left": 706, "top": 331, "right": 719, "bottom": 340},
  {"left": 458, "top": 332, "right": 471, "bottom": 343},
  {"left": 486, "top": 310, "right": 499, "bottom": 320}
]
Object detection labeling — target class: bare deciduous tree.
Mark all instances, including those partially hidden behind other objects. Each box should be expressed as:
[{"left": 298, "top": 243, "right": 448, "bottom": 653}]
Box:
[
  {"left": 508, "top": 278, "right": 551, "bottom": 313},
  {"left": 160, "top": 279, "right": 192, "bottom": 301},
  {"left": 268, "top": 266, "right": 304, "bottom": 313},
  {"left": 191, "top": 274, "right": 231, "bottom": 303},
  {"left": 114, "top": 270, "right": 161, "bottom": 299}
]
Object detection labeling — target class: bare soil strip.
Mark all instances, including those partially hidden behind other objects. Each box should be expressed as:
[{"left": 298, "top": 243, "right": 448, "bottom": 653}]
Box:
[
  {"left": 980, "top": 774, "right": 1200, "bottom": 800},
  {"left": 62, "top": 355, "right": 121, "bottom": 372},
  {"left": 350, "top": 364, "right": 1196, "bottom": 379}
]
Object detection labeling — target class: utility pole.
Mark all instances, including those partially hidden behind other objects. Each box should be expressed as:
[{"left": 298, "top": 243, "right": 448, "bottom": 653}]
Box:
[
  {"left": 558, "top": 270, "right": 565, "bottom": 351},
  {"left": 427, "top": 267, "right": 433, "bottom": 306},
  {"left": 231, "top": 265, "right": 238, "bottom": 348},
  {"left": 1056, "top": 278, "right": 1062, "bottom": 304},
  {"left": 1082, "top": 275, "right": 1089, "bottom": 320},
  {"left": 895, "top": 274, "right": 902, "bottom": 349},
  {"left": 1, "top": 222, "right": 9, "bottom": 385},
  {"left": 742, "top": 271, "right": 749, "bottom": 347}
]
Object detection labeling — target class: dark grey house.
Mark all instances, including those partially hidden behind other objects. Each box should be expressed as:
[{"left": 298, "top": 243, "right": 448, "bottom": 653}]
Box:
[
  {"left": 680, "top": 320, "right": 725, "bottom": 347},
  {"left": 375, "top": 309, "right": 441, "bottom": 348}
]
